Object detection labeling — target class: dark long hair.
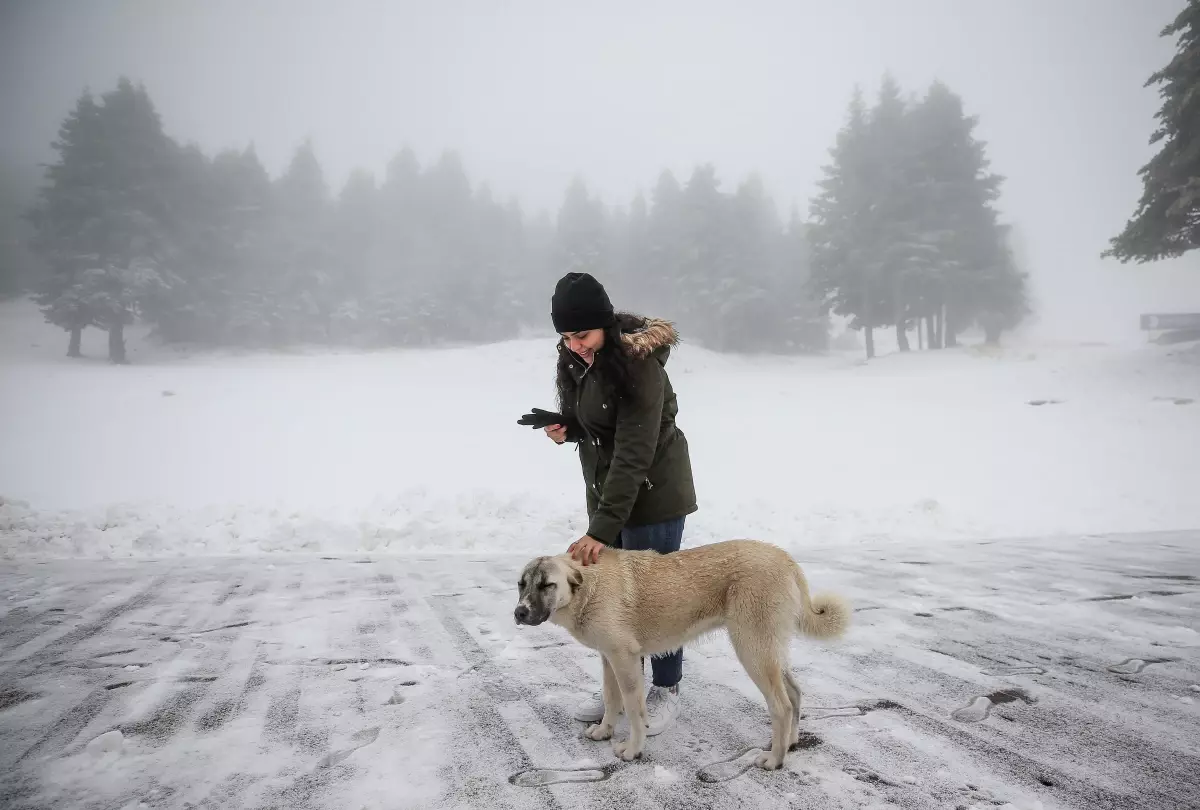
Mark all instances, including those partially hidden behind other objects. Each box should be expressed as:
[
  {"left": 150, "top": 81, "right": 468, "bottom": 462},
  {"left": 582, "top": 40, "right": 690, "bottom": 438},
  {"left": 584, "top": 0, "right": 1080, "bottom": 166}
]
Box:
[{"left": 555, "top": 318, "right": 637, "bottom": 412}]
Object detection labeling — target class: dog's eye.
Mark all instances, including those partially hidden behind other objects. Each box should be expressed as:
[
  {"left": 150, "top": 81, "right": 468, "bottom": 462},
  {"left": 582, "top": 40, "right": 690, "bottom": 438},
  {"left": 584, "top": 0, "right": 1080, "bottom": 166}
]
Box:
[{"left": 539, "top": 582, "right": 555, "bottom": 590}]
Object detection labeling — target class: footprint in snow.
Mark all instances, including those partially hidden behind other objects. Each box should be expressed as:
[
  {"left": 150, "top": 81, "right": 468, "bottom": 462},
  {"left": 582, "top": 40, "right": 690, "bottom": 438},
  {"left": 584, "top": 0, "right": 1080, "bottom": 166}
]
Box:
[
  {"left": 979, "top": 664, "right": 1046, "bottom": 676},
  {"left": 1107, "top": 658, "right": 1170, "bottom": 675},
  {"left": 696, "top": 748, "right": 761, "bottom": 783},
  {"left": 951, "top": 688, "right": 1035, "bottom": 723},
  {"left": 844, "top": 765, "right": 899, "bottom": 787},
  {"left": 385, "top": 681, "right": 418, "bottom": 705},
  {"left": 509, "top": 767, "right": 612, "bottom": 787},
  {"left": 315, "top": 726, "right": 380, "bottom": 769}
]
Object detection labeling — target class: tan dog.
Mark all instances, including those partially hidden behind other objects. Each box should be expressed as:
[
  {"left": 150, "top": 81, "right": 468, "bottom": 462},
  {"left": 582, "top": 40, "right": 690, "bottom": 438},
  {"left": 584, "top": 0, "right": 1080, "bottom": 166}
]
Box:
[{"left": 513, "top": 539, "right": 849, "bottom": 769}]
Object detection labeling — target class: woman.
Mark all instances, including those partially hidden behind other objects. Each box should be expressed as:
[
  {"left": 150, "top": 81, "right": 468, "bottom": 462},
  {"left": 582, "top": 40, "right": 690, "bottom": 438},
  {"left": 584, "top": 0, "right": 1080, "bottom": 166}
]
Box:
[{"left": 535, "top": 270, "right": 697, "bottom": 736}]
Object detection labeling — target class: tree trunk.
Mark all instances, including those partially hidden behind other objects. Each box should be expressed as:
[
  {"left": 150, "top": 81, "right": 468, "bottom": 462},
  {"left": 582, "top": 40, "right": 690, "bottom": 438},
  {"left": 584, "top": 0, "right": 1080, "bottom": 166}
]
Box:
[
  {"left": 108, "top": 324, "right": 128, "bottom": 365},
  {"left": 982, "top": 314, "right": 1002, "bottom": 345},
  {"left": 893, "top": 273, "right": 909, "bottom": 351},
  {"left": 918, "top": 317, "right": 925, "bottom": 350},
  {"left": 931, "top": 307, "right": 944, "bottom": 349},
  {"left": 860, "top": 269, "right": 875, "bottom": 359},
  {"left": 67, "top": 326, "right": 83, "bottom": 358},
  {"left": 944, "top": 305, "right": 958, "bottom": 348}
]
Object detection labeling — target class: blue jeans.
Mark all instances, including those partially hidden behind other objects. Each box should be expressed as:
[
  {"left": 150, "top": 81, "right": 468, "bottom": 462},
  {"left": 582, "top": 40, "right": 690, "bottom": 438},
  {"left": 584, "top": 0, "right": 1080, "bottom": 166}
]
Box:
[{"left": 618, "top": 516, "right": 685, "bottom": 688}]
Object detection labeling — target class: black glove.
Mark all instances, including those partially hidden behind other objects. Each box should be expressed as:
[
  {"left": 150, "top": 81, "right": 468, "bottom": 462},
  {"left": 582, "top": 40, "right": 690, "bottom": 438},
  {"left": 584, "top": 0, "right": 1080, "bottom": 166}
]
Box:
[{"left": 517, "top": 407, "right": 566, "bottom": 429}]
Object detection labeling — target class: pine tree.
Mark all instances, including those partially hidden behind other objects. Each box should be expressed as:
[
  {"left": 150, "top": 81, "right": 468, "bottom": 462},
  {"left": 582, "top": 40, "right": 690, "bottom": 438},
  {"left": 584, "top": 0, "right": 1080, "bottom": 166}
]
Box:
[
  {"left": 1106, "top": 0, "right": 1200, "bottom": 262},
  {"left": 780, "top": 208, "right": 828, "bottom": 352},
  {"left": 27, "top": 79, "right": 177, "bottom": 362},
  {"left": 643, "top": 170, "right": 685, "bottom": 316},
  {"left": 554, "top": 176, "right": 610, "bottom": 281},
  {"left": 27, "top": 90, "right": 104, "bottom": 356},
  {"left": 372, "top": 148, "right": 423, "bottom": 344},
  {"left": 808, "top": 87, "right": 884, "bottom": 358},
  {"left": 607, "top": 190, "right": 648, "bottom": 309},
  {"left": 141, "top": 142, "right": 217, "bottom": 343},
  {"left": 864, "top": 75, "right": 915, "bottom": 351},
  {"left": 330, "top": 168, "right": 379, "bottom": 342},
  {"left": 459, "top": 182, "right": 520, "bottom": 341},
  {"left": 493, "top": 195, "right": 531, "bottom": 336},
  {"left": 269, "top": 140, "right": 333, "bottom": 344},
  {"left": 415, "top": 151, "right": 474, "bottom": 342},
  {"left": 677, "top": 164, "right": 734, "bottom": 345},
  {"left": 910, "top": 82, "right": 1028, "bottom": 346},
  {"left": 906, "top": 81, "right": 1006, "bottom": 347},
  {"left": 974, "top": 225, "right": 1031, "bottom": 345},
  {"left": 717, "top": 173, "right": 779, "bottom": 351},
  {"left": 212, "top": 146, "right": 274, "bottom": 346}
]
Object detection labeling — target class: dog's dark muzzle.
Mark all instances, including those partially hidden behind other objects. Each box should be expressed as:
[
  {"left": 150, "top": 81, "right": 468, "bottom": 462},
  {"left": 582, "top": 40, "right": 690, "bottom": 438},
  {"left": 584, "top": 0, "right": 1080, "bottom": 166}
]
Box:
[{"left": 513, "top": 604, "right": 547, "bottom": 626}]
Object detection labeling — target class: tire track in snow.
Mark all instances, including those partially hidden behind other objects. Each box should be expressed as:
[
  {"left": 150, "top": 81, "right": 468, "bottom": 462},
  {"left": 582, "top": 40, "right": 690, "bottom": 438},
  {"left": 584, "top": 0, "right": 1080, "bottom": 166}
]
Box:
[
  {"left": 427, "top": 596, "right": 563, "bottom": 810},
  {"left": 0, "top": 575, "right": 166, "bottom": 679},
  {"left": 809, "top": 650, "right": 1195, "bottom": 809},
  {"left": 0, "top": 573, "right": 171, "bottom": 774}
]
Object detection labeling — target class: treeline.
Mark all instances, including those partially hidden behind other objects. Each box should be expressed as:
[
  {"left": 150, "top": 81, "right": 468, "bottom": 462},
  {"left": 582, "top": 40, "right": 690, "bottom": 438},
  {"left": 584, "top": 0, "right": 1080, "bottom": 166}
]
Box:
[
  {"left": 24, "top": 79, "right": 544, "bottom": 361},
  {"left": 548, "top": 168, "right": 825, "bottom": 354},
  {"left": 808, "top": 76, "right": 1029, "bottom": 356},
  {"left": 16, "top": 74, "right": 1028, "bottom": 363}
]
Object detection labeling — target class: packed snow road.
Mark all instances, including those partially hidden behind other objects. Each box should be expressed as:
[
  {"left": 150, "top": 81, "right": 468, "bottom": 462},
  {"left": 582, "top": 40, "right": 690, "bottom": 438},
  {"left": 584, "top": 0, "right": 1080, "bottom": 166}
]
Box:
[{"left": 1, "top": 531, "right": 1198, "bottom": 810}]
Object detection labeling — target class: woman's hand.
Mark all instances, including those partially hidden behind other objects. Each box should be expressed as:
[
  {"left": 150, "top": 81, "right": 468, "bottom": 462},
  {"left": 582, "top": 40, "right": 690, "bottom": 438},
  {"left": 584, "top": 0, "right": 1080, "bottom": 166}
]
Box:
[
  {"left": 568, "top": 535, "right": 605, "bottom": 565},
  {"left": 544, "top": 424, "right": 568, "bottom": 444}
]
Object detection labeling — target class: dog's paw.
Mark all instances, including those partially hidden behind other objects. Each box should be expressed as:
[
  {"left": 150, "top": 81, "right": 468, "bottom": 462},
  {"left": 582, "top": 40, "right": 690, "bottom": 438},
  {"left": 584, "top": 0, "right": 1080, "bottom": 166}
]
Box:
[
  {"left": 612, "top": 739, "right": 643, "bottom": 762},
  {"left": 754, "top": 750, "right": 784, "bottom": 771},
  {"left": 585, "top": 723, "right": 613, "bottom": 741}
]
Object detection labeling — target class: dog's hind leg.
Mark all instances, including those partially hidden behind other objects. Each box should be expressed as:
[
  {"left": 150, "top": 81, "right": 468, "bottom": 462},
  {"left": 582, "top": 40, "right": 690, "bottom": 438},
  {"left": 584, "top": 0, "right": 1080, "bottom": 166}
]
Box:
[
  {"left": 608, "top": 651, "right": 647, "bottom": 762},
  {"left": 782, "top": 668, "right": 803, "bottom": 747},
  {"left": 730, "top": 629, "right": 794, "bottom": 770},
  {"left": 585, "top": 655, "right": 623, "bottom": 742}
]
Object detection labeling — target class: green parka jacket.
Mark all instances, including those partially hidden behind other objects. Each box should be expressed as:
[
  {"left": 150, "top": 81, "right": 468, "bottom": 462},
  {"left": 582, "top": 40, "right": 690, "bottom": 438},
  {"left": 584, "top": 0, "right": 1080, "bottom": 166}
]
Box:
[{"left": 558, "top": 314, "right": 698, "bottom": 545}]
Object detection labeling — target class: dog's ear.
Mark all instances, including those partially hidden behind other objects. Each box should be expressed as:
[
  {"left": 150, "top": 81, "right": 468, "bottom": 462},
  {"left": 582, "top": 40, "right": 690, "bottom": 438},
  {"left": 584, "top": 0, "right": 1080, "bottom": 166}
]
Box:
[{"left": 567, "top": 567, "right": 583, "bottom": 591}]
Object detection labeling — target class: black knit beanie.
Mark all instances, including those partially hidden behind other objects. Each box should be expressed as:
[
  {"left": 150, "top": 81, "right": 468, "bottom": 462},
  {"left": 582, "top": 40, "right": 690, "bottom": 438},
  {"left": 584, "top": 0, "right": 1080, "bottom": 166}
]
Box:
[{"left": 551, "top": 272, "right": 616, "bottom": 333}]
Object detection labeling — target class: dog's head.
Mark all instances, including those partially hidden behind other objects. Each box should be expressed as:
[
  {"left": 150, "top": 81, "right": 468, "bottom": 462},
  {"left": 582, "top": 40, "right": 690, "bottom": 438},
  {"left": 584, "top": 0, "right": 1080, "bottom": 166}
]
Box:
[{"left": 513, "top": 555, "right": 582, "bottom": 626}]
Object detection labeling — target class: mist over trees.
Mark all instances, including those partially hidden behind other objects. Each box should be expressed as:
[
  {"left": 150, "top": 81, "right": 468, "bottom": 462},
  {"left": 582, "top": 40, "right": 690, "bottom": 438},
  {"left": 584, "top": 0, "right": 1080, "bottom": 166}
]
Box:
[
  {"left": 1105, "top": 0, "right": 1199, "bottom": 264},
  {"left": 0, "top": 156, "right": 43, "bottom": 302},
  {"left": 807, "top": 76, "right": 1030, "bottom": 358},
  {"left": 16, "top": 74, "right": 1029, "bottom": 362}
]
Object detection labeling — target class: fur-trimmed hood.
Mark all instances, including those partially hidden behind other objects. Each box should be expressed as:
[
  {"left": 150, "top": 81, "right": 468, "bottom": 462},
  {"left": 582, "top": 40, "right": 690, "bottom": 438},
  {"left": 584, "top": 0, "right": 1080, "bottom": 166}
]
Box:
[{"left": 614, "top": 312, "right": 680, "bottom": 361}]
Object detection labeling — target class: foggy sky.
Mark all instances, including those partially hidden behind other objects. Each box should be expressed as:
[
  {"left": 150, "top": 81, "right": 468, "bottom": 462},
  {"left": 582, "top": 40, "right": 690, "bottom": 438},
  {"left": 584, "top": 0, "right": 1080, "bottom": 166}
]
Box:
[{"left": 2, "top": 0, "right": 1196, "bottom": 339}]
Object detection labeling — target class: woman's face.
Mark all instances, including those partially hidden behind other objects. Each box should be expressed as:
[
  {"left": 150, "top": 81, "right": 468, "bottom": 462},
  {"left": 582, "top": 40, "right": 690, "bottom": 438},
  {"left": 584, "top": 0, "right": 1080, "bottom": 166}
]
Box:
[{"left": 562, "top": 329, "right": 606, "bottom": 365}]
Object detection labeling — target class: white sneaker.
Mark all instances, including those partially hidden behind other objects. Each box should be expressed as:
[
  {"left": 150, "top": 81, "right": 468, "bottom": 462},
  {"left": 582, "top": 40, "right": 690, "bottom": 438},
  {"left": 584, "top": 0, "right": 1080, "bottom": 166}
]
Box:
[
  {"left": 644, "top": 685, "right": 680, "bottom": 736},
  {"left": 573, "top": 690, "right": 605, "bottom": 723}
]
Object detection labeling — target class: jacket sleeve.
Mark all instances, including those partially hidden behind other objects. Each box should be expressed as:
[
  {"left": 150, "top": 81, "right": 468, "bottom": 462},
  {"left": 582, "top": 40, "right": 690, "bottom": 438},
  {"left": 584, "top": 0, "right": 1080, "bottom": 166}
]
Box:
[
  {"left": 562, "top": 417, "right": 586, "bottom": 443},
  {"left": 587, "top": 358, "right": 664, "bottom": 544},
  {"left": 558, "top": 394, "right": 586, "bottom": 443}
]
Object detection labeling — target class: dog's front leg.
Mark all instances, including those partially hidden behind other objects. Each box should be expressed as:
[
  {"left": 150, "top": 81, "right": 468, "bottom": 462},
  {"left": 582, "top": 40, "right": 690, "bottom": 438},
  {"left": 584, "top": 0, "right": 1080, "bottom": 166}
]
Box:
[
  {"left": 608, "top": 652, "right": 646, "bottom": 761},
  {"left": 585, "top": 655, "right": 623, "bottom": 741}
]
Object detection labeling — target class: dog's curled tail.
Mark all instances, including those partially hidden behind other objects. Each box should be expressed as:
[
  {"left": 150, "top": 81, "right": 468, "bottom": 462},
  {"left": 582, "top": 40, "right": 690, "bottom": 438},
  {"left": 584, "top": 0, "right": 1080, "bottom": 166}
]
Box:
[{"left": 795, "top": 568, "right": 851, "bottom": 640}]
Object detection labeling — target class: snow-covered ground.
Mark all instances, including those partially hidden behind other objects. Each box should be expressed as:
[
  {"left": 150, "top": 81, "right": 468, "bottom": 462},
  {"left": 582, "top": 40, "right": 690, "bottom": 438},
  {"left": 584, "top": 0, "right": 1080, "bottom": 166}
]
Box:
[
  {"left": 1, "top": 532, "right": 1197, "bottom": 809},
  {"left": 2, "top": 298, "right": 1199, "bottom": 808},
  {"left": 1, "top": 297, "right": 1198, "bottom": 560}
]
